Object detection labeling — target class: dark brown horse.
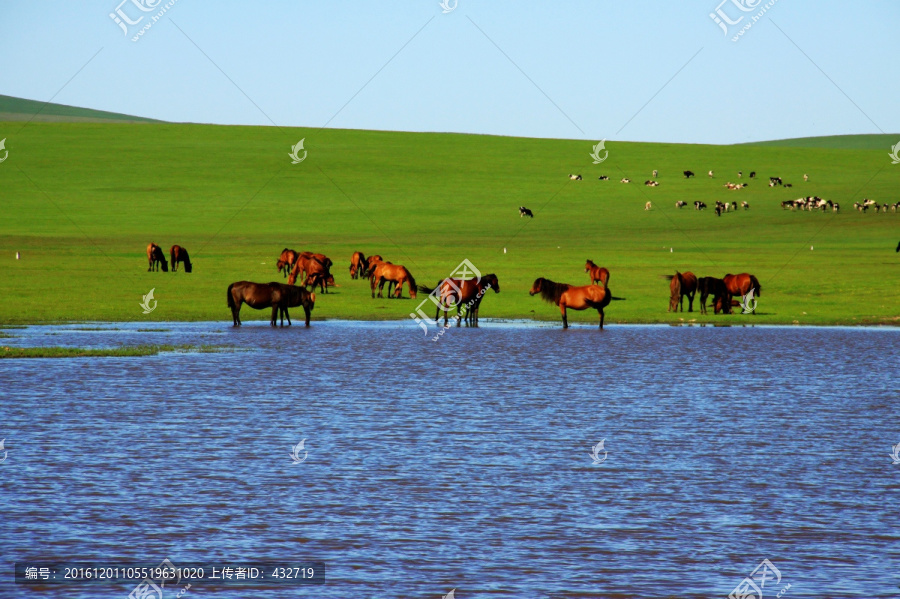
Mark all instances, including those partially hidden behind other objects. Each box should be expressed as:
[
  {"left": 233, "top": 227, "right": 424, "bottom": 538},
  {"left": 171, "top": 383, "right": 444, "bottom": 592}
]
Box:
[
  {"left": 169, "top": 245, "right": 192, "bottom": 273},
  {"left": 226, "top": 281, "right": 282, "bottom": 326},
  {"left": 349, "top": 251, "right": 368, "bottom": 279},
  {"left": 373, "top": 263, "right": 417, "bottom": 299},
  {"left": 276, "top": 249, "right": 299, "bottom": 278},
  {"left": 269, "top": 282, "right": 316, "bottom": 327},
  {"left": 585, "top": 260, "right": 610, "bottom": 286},
  {"left": 147, "top": 243, "right": 168, "bottom": 272},
  {"left": 723, "top": 273, "right": 761, "bottom": 313},
  {"left": 418, "top": 274, "right": 500, "bottom": 326},
  {"left": 697, "top": 276, "right": 730, "bottom": 315},
  {"left": 529, "top": 277, "right": 622, "bottom": 329},
  {"left": 663, "top": 271, "right": 698, "bottom": 312}
]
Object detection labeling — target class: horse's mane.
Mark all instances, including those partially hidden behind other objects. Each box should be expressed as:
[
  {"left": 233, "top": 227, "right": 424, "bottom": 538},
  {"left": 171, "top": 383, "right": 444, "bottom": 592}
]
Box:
[
  {"left": 586, "top": 259, "right": 596, "bottom": 268},
  {"left": 537, "top": 278, "right": 570, "bottom": 305}
]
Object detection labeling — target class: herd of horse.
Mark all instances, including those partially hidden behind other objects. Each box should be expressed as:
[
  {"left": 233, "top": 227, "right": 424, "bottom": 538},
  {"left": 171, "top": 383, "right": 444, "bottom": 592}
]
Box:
[
  {"left": 146, "top": 242, "right": 192, "bottom": 273},
  {"left": 663, "top": 271, "right": 761, "bottom": 315},
  {"left": 146, "top": 243, "right": 762, "bottom": 329}
]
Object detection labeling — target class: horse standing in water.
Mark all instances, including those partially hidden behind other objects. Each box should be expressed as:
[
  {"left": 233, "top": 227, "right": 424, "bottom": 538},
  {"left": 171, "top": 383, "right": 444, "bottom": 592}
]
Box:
[
  {"left": 584, "top": 260, "right": 610, "bottom": 286},
  {"left": 268, "top": 282, "right": 315, "bottom": 327},
  {"left": 663, "top": 271, "right": 698, "bottom": 312},
  {"left": 723, "top": 273, "right": 761, "bottom": 313},
  {"left": 169, "top": 245, "right": 192, "bottom": 273},
  {"left": 418, "top": 274, "right": 500, "bottom": 326},
  {"left": 227, "top": 281, "right": 315, "bottom": 327},
  {"left": 147, "top": 243, "right": 168, "bottom": 272},
  {"left": 529, "top": 277, "right": 622, "bottom": 329}
]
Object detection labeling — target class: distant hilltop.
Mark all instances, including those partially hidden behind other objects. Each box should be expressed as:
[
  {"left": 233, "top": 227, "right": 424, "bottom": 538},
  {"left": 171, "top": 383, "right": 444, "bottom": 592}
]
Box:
[{"left": 0, "top": 94, "right": 163, "bottom": 124}]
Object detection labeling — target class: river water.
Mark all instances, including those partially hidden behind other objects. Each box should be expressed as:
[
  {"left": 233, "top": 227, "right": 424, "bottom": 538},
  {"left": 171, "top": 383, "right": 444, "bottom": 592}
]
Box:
[{"left": 1, "top": 322, "right": 898, "bottom": 598}]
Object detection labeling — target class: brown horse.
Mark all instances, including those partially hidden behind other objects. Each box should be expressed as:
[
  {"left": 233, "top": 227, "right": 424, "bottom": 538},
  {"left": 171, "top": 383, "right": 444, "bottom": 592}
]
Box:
[
  {"left": 349, "top": 251, "right": 368, "bottom": 279},
  {"left": 364, "top": 255, "right": 384, "bottom": 277},
  {"left": 585, "top": 260, "right": 610, "bottom": 286},
  {"left": 276, "top": 249, "right": 299, "bottom": 278},
  {"left": 418, "top": 274, "right": 500, "bottom": 326},
  {"left": 169, "top": 245, "right": 192, "bottom": 273},
  {"left": 372, "top": 263, "right": 416, "bottom": 299},
  {"left": 697, "top": 276, "right": 730, "bottom": 315},
  {"left": 529, "top": 277, "right": 622, "bottom": 329},
  {"left": 723, "top": 273, "right": 761, "bottom": 313},
  {"left": 288, "top": 253, "right": 333, "bottom": 292},
  {"left": 147, "top": 243, "right": 168, "bottom": 272},
  {"left": 663, "top": 271, "right": 698, "bottom": 312},
  {"left": 226, "top": 281, "right": 283, "bottom": 326},
  {"left": 269, "top": 282, "right": 316, "bottom": 327}
]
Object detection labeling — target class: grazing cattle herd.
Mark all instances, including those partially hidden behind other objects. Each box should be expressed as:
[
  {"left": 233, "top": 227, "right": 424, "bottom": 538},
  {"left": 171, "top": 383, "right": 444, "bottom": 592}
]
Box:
[{"left": 140, "top": 166, "right": 893, "bottom": 328}]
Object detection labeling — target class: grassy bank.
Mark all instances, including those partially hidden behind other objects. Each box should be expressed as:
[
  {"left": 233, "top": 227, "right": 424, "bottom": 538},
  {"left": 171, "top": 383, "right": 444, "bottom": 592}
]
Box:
[
  {"left": 1, "top": 121, "right": 898, "bottom": 326},
  {"left": 0, "top": 344, "right": 227, "bottom": 359}
]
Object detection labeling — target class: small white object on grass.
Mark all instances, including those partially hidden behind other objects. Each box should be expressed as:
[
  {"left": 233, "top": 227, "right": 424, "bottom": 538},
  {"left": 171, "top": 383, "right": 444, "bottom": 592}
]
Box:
[
  {"left": 503, "top": 247, "right": 506, "bottom": 254},
  {"left": 670, "top": 248, "right": 673, "bottom": 253},
  {"left": 810, "top": 246, "right": 814, "bottom": 251},
  {"left": 16, "top": 252, "right": 20, "bottom": 260}
]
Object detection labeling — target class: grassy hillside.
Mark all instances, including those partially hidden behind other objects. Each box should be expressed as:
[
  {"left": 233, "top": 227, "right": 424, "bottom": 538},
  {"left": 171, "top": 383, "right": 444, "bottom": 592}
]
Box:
[
  {"left": 744, "top": 133, "right": 899, "bottom": 150},
  {"left": 0, "top": 121, "right": 897, "bottom": 326},
  {"left": 0, "top": 94, "right": 161, "bottom": 123}
]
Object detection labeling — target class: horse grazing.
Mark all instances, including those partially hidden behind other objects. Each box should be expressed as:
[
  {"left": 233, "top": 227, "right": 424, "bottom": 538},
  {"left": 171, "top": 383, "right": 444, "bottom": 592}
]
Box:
[
  {"left": 226, "top": 281, "right": 283, "bottom": 327},
  {"left": 584, "top": 260, "right": 610, "bottom": 286},
  {"left": 349, "top": 251, "right": 368, "bottom": 279},
  {"left": 723, "top": 273, "right": 761, "bottom": 313},
  {"left": 147, "top": 243, "right": 168, "bottom": 272},
  {"left": 372, "top": 263, "right": 417, "bottom": 299},
  {"left": 276, "top": 249, "right": 299, "bottom": 278},
  {"left": 418, "top": 274, "right": 499, "bottom": 326},
  {"left": 269, "top": 282, "right": 315, "bottom": 327},
  {"left": 662, "top": 271, "right": 698, "bottom": 312},
  {"left": 169, "top": 245, "right": 192, "bottom": 273},
  {"left": 288, "top": 252, "right": 333, "bottom": 292},
  {"left": 529, "top": 277, "right": 622, "bottom": 329},
  {"left": 697, "top": 276, "right": 730, "bottom": 315}
]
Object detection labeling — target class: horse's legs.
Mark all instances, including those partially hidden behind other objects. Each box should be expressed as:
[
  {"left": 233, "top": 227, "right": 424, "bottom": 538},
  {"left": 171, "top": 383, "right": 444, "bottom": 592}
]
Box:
[
  {"left": 560, "top": 304, "right": 568, "bottom": 329},
  {"left": 688, "top": 292, "right": 695, "bottom": 312},
  {"left": 303, "top": 306, "right": 311, "bottom": 327},
  {"left": 232, "top": 301, "right": 242, "bottom": 326},
  {"left": 699, "top": 292, "right": 707, "bottom": 315},
  {"left": 599, "top": 308, "right": 605, "bottom": 329}
]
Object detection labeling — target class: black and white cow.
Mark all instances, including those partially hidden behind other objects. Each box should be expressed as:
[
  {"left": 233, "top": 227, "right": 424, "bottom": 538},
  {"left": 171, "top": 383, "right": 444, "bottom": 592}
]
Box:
[{"left": 519, "top": 206, "right": 534, "bottom": 218}]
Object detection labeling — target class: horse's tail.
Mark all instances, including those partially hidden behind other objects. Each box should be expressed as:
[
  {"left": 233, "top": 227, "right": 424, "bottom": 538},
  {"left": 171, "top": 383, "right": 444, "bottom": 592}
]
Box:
[
  {"left": 227, "top": 283, "right": 236, "bottom": 308},
  {"left": 406, "top": 270, "right": 417, "bottom": 292},
  {"left": 660, "top": 274, "right": 675, "bottom": 281},
  {"left": 750, "top": 275, "right": 761, "bottom": 297},
  {"left": 610, "top": 296, "right": 626, "bottom": 301},
  {"left": 417, "top": 281, "right": 437, "bottom": 295}
]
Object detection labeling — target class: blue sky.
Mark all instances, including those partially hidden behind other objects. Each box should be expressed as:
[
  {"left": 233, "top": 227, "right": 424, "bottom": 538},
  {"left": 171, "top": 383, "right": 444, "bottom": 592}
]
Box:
[{"left": 2, "top": 0, "right": 897, "bottom": 144}]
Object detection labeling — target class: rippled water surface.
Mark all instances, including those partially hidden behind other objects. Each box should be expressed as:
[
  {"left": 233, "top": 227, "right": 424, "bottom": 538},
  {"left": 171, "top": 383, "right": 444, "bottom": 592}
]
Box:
[{"left": 1, "top": 321, "right": 898, "bottom": 598}]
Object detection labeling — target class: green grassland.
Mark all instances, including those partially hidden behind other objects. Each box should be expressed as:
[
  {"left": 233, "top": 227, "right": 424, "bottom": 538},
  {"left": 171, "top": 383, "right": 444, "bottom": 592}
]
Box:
[{"left": 1, "top": 113, "right": 898, "bottom": 326}]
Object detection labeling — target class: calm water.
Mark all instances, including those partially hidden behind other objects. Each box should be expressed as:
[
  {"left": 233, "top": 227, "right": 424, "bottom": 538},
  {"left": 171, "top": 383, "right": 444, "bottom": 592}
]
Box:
[{"left": 1, "top": 321, "right": 898, "bottom": 599}]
